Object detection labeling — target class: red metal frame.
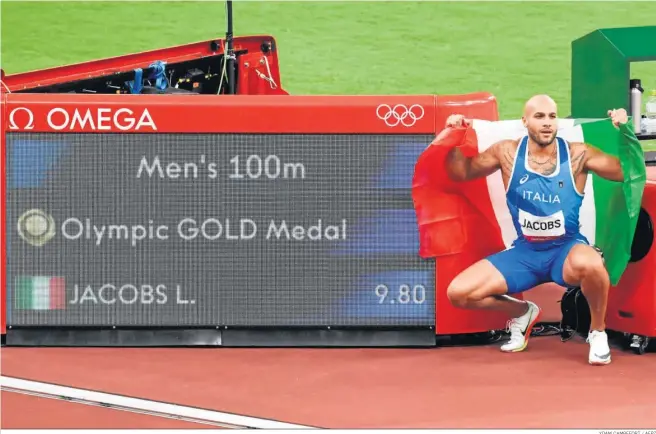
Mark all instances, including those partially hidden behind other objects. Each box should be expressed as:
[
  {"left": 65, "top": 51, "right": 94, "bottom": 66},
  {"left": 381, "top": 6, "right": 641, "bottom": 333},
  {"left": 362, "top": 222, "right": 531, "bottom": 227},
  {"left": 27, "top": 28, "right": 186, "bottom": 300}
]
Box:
[
  {"left": 606, "top": 170, "right": 656, "bottom": 339},
  {"left": 1, "top": 35, "right": 288, "bottom": 96}
]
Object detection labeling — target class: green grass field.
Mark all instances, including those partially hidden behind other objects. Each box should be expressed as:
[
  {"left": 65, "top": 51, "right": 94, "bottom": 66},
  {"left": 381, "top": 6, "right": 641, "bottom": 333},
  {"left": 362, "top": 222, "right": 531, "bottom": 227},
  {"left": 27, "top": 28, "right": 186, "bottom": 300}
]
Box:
[{"left": 2, "top": 0, "right": 656, "bottom": 148}]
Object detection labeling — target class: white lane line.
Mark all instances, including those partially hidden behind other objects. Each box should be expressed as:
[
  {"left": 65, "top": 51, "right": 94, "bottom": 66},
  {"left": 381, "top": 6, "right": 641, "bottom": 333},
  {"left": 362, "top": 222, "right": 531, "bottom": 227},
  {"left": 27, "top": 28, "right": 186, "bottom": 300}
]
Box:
[
  {"left": 0, "top": 375, "right": 317, "bottom": 430},
  {"left": 2, "top": 387, "right": 235, "bottom": 429}
]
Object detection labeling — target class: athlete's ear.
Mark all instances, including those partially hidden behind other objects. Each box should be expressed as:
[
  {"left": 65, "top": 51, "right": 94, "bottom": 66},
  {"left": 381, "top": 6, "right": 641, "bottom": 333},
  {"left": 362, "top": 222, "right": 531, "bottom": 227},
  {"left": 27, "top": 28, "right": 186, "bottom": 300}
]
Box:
[{"left": 521, "top": 116, "right": 527, "bottom": 128}]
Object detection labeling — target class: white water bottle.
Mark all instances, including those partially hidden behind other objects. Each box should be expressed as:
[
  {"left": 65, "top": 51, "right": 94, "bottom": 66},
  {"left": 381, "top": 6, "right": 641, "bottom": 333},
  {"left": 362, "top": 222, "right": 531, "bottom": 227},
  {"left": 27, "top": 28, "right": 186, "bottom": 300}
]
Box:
[
  {"left": 645, "top": 90, "right": 656, "bottom": 134},
  {"left": 630, "top": 79, "right": 643, "bottom": 133}
]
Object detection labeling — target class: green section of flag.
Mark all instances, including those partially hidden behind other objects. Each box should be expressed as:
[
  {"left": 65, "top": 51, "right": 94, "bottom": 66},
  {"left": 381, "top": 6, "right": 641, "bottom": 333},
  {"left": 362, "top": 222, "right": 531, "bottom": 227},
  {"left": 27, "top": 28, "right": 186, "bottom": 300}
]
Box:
[
  {"left": 15, "top": 276, "right": 34, "bottom": 310},
  {"left": 579, "top": 119, "right": 647, "bottom": 285}
]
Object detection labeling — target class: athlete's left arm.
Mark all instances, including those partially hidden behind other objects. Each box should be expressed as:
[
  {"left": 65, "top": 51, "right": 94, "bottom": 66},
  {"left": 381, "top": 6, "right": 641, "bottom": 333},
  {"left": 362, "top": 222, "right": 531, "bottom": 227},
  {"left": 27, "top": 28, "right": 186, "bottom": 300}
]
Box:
[
  {"left": 578, "top": 108, "right": 631, "bottom": 183},
  {"left": 583, "top": 145, "right": 624, "bottom": 182}
]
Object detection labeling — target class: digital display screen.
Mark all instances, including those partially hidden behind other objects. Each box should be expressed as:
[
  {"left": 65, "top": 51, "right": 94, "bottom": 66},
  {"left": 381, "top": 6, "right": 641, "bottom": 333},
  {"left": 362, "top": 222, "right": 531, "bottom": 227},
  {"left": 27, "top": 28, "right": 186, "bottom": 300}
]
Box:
[{"left": 5, "top": 133, "right": 435, "bottom": 327}]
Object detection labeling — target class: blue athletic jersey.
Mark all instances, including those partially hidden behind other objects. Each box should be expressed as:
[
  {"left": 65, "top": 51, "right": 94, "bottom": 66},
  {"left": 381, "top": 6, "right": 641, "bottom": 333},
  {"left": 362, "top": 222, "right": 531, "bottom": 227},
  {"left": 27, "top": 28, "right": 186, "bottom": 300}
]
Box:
[{"left": 506, "top": 136, "right": 587, "bottom": 251}]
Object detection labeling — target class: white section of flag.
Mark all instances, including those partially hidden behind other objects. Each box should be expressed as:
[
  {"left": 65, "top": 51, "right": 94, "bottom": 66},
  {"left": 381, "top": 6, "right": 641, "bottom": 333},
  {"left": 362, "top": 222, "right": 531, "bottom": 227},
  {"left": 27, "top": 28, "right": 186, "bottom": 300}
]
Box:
[{"left": 32, "top": 277, "right": 51, "bottom": 310}]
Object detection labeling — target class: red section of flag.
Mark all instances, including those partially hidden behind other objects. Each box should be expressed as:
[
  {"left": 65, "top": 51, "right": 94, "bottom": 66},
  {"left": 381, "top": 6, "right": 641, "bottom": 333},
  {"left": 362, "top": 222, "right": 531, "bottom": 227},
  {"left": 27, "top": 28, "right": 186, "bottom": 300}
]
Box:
[
  {"left": 412, "top": 126, "right": 504, "bottom": 258},
  {"left": 49, "top": 277, "right": 66, "bottom": 310}
]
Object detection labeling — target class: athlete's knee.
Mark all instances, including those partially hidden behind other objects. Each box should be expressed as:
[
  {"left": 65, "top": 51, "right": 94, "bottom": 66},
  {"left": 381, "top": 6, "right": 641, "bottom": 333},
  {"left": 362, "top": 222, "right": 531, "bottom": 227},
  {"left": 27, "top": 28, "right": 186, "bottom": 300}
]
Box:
[
  {"left": 447, "top": 261, "right": 507, "bottom": 308},
  {"left": 446, "top": 278, "right": 476, "bottom": 308},
  {"left": 566, "top": 245, "right": 607, "bottom": 283}
]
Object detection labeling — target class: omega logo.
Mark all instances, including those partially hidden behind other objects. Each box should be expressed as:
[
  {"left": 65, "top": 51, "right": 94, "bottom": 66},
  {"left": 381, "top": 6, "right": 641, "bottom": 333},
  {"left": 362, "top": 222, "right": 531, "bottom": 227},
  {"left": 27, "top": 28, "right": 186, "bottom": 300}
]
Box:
[{"left": 8, "top": 107, "right": 35, "bottom": 130}]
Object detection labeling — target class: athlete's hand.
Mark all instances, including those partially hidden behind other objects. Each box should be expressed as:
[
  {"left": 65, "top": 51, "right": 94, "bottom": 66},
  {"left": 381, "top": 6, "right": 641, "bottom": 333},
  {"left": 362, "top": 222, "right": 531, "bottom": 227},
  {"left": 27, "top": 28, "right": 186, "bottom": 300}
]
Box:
[
  {"left": 608, "top": 108, "right": 628, "bottom": 128},
  {"left": 445, "top": 114, "right": 471, "bottom": 129}
]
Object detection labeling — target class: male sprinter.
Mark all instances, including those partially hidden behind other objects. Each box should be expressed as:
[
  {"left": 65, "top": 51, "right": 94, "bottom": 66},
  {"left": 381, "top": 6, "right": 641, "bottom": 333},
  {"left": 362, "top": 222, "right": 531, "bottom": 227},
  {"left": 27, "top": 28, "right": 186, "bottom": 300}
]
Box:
[{"left": 444, "top": 95, "right": 629, "bottom": 365}]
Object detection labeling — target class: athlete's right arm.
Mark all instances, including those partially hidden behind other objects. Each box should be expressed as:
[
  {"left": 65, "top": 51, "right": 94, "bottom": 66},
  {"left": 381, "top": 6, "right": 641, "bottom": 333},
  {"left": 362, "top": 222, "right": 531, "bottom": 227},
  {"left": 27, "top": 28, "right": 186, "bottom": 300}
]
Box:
[
  {"left": 441, "top": 114, "right": 502, "bottom": 182},
  {"left": 445, "top": 144, "right": 501, "bottom": 182}
]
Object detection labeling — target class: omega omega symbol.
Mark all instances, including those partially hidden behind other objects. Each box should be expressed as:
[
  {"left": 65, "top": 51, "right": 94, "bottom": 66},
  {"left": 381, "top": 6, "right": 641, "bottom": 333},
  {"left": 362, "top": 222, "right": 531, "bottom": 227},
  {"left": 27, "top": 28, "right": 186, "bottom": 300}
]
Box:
[
  {"left": 376, "top": 104, "right": 425, "bottom": 127},
  {"left": 8, "top": 107, "right": 35, "bottom": 130},
  {"left": 17, "top": 209, "right": 56, "bottom": 247}
]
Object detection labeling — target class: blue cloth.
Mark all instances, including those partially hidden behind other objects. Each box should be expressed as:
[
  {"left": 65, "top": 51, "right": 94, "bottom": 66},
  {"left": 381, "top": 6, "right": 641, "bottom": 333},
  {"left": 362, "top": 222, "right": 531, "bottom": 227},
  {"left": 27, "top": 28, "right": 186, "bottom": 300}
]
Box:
[
  {"left": 487, "top": 135, "right": 590, "bottom": 293},
  {"left": 127, "top": 68, "right": 143, "bottom": 94},
  {"left": 126, "top": 61, "right": 168, "bottom": 94},
  {"left": 487, "top": 235, "right": 588, "bottom": 294},
  {"left": 506, "top": 135, "right": 587, "bottom": 250},
  {"left": 506, "top": 137, "right": 583, "bottom": 250},
  {"left": 147, "top": 61, "right": 168, "bottom": 90}
]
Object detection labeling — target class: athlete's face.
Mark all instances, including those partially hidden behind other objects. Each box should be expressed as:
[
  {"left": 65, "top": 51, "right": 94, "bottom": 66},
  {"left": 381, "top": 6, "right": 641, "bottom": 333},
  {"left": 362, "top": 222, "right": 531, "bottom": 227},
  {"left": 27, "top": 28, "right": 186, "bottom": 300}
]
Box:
[{"left": 523, "top": 98, "right": 558, "bottom": 148}]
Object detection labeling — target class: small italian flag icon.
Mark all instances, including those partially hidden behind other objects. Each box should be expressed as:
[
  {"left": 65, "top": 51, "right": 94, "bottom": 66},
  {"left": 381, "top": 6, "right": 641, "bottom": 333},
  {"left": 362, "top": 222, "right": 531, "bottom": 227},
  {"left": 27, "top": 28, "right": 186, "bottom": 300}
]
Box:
[{"left": 15, "top": 276, "right": 66, "bottom": 310}]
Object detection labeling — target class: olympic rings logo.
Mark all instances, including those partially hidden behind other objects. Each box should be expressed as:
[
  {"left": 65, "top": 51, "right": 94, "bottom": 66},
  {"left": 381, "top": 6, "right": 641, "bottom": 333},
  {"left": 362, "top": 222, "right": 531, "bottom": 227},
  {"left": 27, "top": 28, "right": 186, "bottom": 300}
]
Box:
[{"left": 376, "top": 104, "right": 425, "bottom": 127}]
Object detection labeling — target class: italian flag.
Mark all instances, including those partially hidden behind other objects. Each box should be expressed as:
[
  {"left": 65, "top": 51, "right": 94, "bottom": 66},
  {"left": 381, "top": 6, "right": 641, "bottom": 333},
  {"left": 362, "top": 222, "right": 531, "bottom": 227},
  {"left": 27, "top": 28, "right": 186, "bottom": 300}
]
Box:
[
  {"left": 15, "top": 276, "right": 66, "bottom": 310},
  {"left": 412, "top": 118, "right": 646, "bottom": 285}
]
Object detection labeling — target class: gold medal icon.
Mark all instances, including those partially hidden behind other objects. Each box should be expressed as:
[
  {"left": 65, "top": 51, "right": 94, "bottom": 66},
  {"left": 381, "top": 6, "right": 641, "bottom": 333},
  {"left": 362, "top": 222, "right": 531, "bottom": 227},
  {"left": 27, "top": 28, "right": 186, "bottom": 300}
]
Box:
[{"left": 17, "top": 209, "right": 56, "bottom": 247}]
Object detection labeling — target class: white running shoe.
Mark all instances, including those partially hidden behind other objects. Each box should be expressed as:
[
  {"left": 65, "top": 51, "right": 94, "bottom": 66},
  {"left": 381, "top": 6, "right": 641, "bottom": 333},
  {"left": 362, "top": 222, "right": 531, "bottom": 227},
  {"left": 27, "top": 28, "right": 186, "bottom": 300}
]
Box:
[
  {"left": 587, "top": 330, "right": 611, "bottom": 365},
  {"left": 500, "top": 301, "right": 541, "bottom": 353}
]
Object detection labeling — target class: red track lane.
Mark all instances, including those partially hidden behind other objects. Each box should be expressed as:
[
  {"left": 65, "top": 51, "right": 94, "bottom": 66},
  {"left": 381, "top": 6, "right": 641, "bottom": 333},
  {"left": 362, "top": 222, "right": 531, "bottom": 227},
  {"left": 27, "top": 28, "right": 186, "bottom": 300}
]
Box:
[
  {"left": 2, "top": 338, "right": 655, "bottom": 429},
  {"left": 0, "top": 391, "right": 217, "bottom": 429}
]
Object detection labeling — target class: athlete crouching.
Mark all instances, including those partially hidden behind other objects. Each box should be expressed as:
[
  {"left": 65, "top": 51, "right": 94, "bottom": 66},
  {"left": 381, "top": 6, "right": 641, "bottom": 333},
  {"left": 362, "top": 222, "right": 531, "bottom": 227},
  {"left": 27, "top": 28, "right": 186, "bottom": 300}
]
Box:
[{"left": 444, "top": 95, "right": 629, "bottom": 366}]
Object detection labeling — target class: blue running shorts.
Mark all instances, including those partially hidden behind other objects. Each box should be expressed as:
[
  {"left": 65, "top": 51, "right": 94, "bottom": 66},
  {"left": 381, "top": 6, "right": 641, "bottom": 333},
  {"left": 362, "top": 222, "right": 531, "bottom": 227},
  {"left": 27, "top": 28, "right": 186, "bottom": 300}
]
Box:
[{"left": 486, "top": 236, "right": 589, "bottom": 294}]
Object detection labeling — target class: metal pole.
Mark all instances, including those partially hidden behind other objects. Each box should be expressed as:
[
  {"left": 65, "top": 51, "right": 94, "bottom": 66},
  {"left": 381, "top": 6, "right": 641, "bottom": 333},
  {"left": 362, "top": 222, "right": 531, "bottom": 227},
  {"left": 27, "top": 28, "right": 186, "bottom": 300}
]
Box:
[{"left": 226, "top": 1, "right": 236, "bottom": 95}]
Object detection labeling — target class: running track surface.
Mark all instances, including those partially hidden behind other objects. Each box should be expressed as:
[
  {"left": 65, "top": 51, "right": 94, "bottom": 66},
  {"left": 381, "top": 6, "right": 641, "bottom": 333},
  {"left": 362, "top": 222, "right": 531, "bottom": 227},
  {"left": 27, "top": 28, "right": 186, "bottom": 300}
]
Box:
[
  {"left": 1, "top": 391, "right": 216, "bottom": 429},
  {"left": 2, "top": 337, "right": 655, "bottom": 429}
]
